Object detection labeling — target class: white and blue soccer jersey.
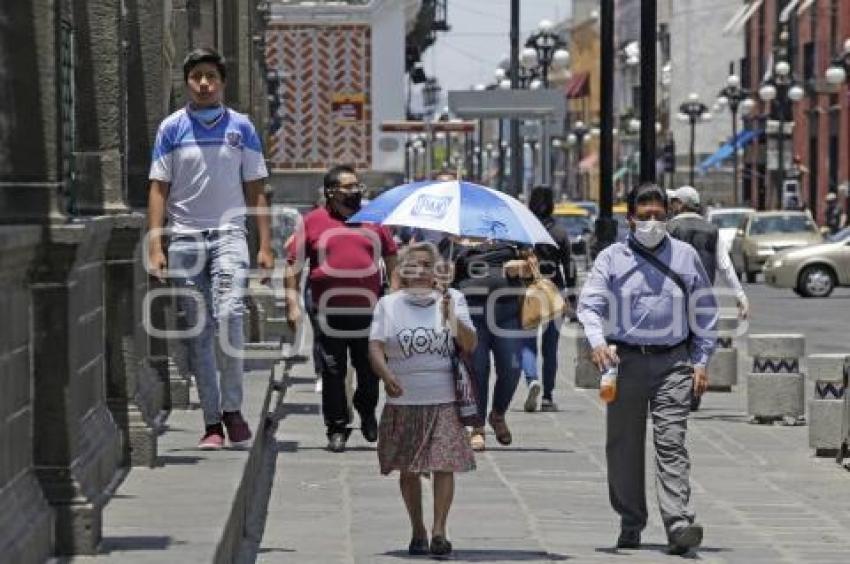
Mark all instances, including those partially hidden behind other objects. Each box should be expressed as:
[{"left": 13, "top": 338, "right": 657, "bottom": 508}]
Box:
[{"left": 149, "top": 107, "right": 269, "bottom": 233}]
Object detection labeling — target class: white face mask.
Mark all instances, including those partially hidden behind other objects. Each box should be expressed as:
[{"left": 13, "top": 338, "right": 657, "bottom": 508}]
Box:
[
  {"left": 402, "top": 288, "right": 438, "bottom": 307},
  {"left": 633, "top": 219, "right": 667, "bottom": 248}
]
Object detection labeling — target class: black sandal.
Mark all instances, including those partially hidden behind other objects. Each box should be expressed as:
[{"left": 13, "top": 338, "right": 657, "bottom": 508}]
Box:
[
  {"left": 408, "top": 537, "right": 429, "bottom": 556},
  {"left": 430, "top": 535, "right": 453, "bottom": 557}
]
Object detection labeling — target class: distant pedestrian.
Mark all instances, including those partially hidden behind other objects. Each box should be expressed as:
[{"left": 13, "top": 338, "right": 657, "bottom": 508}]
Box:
[
  {"left": 578, "top": 183, "right": 718, "bottom": 556},
  {"left": 669, "top": 186, "right": 748, "bottom": 319},
  {"left": 284, "top": 164, "right": 398, "bottom": 453},
  {"left": 147, "top": 47, "right": 273, "bottom": 450},
  {"left": 520, "top": 186, "right": 573, "bottom": 412},
  {"left": 825, "top": 192, "right": 842, "bottom": 235},
  {"left": 369, "top": 242, "right": 477, "bottom": 558},
  {"left": 668, "top": 186, "right": 747, "bottom": 411},
  {"left": 451, "top": 237, "right": 525, "bottom": 450}
]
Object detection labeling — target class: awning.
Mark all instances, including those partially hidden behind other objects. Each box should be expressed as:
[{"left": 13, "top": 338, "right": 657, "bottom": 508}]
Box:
[
  {"left": 579, "top": 152, "right": 598, "bottom": 171},
  {"left": 698, "top": 130, "right": 761, "bottom": 173},
  {"left": 723, "top": 0, "right": 763, "bottom": 35},
  {"left": 564, "top": 72, "right": 589, "bottom": 99}
]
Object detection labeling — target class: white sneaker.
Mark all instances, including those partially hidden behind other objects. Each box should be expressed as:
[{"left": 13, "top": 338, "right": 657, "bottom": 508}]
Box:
[
  {"left": 314, "top": 377, "right": 323, "bottom": 393},
  {"left": 524, "top": 380, "right": 541, "bottom": 412}
]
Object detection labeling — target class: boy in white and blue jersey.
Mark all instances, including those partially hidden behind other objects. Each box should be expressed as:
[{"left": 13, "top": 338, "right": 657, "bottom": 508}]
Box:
[{"left": 147, "top": 48, "right": 273, "bottom": 450}]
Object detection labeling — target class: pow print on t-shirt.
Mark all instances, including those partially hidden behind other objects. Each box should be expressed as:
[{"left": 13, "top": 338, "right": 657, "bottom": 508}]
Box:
[{"left": 396, "top": 327, "right": 454, "bottom": 358}]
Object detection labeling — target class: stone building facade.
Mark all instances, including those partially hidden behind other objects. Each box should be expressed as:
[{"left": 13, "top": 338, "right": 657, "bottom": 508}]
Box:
[{"left": 0, "top": 0, "right": 266, "bottom": 560}]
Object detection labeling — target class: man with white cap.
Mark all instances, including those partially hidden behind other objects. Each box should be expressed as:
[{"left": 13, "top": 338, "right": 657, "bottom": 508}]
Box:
[{"left": 668, "top": 186, "right": 748, "bottom": 410}]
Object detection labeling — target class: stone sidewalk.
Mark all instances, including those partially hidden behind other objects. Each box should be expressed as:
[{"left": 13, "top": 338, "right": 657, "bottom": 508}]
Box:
[{"left": 258, "top": 323, "right": 850, "bottom": 564}]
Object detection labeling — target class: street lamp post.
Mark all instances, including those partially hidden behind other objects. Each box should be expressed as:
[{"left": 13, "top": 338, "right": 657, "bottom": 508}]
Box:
[
  {"left": 759, "top": 24, "right": 804, "bottom": 209},
  {"left": 716, "top": 71, "right": 755, "bottom": 204},
  {"left": 523, "top": 20, "right": 570, "bottom": 88},
  {"left": 567, "top": 121, "right": 590, "bottom": 199},
  {"left": 678, "top": 93, "right": 711, "bottom": 187},
  {"left": 826, "top": 38, "right": 850, "bottom": 205}
]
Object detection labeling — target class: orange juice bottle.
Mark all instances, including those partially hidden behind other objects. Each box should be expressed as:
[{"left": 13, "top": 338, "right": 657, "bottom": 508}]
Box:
[{"left": 599, "top": 345, "right": 618, "bottom": 403}]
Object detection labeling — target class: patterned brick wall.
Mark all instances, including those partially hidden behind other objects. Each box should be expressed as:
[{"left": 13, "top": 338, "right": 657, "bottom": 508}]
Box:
[{"left": 266, "top": 23, "right": 372, "bottom": 171}]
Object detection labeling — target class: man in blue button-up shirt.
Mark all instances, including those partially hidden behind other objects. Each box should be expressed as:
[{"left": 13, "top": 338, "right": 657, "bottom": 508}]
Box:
[{"left": 578, "top": 183, "right": 718, "bottom": 556}]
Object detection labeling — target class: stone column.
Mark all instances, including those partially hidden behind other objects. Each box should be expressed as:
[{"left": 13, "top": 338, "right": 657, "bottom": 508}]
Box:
[
  {"left": 0, "top": 0, "right": 66, "bottom": 223},
  {"left": 72, "top": 0, "right": 129, "bottom": 215},
  {"left": 807, "top": 354, "right": 848, "bottom": 457},
  {"left": 31, "top": 217, "right": 123, "bottom": 555},
  {"left": 572, "top": 334, "right": 600, "bottom": 389},
  {"left": 125, "top": 0, "right": 174, "bottom": 207},
  {"left": 0, "top": 227, "right": 54, "bottom": 563},
  {"left": 747, "top": 334, "right": 806, "bottom": 426},
  {"left": 707, "top": 315, "right": 739, "bottom": 391},
  {"left": 104, "top": 214, "right": 166, "bottom": 467}
]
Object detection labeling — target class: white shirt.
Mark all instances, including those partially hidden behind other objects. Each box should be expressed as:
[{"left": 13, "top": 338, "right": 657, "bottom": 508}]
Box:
[
  {"left": 149, "top": 107, "right": 269, "bottom": 233},
  {"left": 676, "top": 212, "right": 747, "bottom": 305},
  {"left": 370, "top": 288, "right": 473, "bottom": 406}
]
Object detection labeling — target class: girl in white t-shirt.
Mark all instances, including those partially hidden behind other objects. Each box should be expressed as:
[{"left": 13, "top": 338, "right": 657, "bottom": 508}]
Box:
[{"left": 368, "top": 242, "right": 477, "bottom": 558}]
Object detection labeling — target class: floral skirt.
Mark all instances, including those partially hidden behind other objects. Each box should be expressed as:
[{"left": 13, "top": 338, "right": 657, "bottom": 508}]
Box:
[{"left": 377, "top": 402, "right": 476, "bottom": 475}]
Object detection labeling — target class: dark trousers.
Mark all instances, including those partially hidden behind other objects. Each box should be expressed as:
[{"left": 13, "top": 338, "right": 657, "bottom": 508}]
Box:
[
  {"left": 470, "top": 311, "right": 522, "bottom": 419},
  {"left": 314, "top": 313, "right": 378, "bottom": 435}
]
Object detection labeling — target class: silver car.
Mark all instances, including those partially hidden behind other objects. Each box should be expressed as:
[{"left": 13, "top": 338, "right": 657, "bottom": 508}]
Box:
[
  {"left": 730, "top": 211, "right": 823, "bottom": 283},
  {"left": 763, "top": 238, "right": 850, "bottom": 297}
]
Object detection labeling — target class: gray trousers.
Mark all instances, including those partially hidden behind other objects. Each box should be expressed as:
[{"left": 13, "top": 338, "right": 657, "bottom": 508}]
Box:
[{"left": 606, "top": 343, "right": 695, "bottom": 538}]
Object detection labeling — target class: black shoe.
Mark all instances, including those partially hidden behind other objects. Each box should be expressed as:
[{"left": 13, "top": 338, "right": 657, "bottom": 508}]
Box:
[
  {"left": 430, "top": 535, "right": 452, "bottom": 557},
  {"left": 690, "top": 395, "right": 702, "bottom": 411},
  {"left": 327, "top": 431, "right": 348, "bottom": 453},
  {"left": 616, "top": 529, "right": 641, "bottom": 549},
  {"left": 668, "top": 523, "right": 703, "bottom": 555},
  {"left": 361, "top": 413, "right": 378, "bottom": 443},
  {"left": 408, "top": 537, "right": 429, "bottom": 556}
]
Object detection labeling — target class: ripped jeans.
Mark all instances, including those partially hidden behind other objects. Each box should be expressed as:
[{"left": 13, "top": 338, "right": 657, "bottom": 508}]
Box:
[{"left": 168, "top": 229, "right": 249, "bottom": 426}]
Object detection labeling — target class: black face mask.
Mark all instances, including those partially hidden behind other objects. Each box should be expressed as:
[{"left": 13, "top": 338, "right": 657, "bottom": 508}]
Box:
[{"left": 339, "top": 191, "right": 363, "bottom": 211}]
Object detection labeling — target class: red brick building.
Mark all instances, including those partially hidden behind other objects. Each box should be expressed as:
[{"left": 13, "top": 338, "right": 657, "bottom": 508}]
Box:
[{"left": 743, "top": 0, "right": 849, "bottom": 221}]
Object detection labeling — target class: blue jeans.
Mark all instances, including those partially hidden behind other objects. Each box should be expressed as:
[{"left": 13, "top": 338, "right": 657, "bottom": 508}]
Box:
[
  {"left": 168, "top": 229, "right": 249, "bottom": 426},
  {"left": 520, "top": 319, "right": 560, "bottom": 400},
  {"left": 470, "top": 311, "right": 522, "bottom": 419}
]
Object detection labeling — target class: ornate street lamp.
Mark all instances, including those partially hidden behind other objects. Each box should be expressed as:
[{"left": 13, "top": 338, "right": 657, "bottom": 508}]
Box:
[
  {"left": 678, "top": 92, "right": 712, "bottom": 187},
  {"left": 826, "top": 38, "right": 850, "bottom": 202},
  {"left": 523, "top": 19, "right": 570, "bottom": 88},
  {"left": 716, "top": 72, "right": 755, "bottom": 204},
  {"left": 759, "top": 24, "right": 804, "bottom": 208}
]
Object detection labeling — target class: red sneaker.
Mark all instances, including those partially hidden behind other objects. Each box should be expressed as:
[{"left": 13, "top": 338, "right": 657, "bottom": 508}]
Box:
[
  {"left": 222, "top": 411, "right": 253, "bottom": 448},
  {"left": 198, "top": 423, "right": 225, "bottom": 450}
]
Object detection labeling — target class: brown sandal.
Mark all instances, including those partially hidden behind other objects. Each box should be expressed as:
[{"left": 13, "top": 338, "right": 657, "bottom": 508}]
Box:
[{"left": 488, "top": 411, "right": 512, "bottom": 445}]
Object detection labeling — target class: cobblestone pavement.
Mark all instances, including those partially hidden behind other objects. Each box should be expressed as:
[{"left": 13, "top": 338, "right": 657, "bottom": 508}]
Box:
[{"left": 259, "top": 284, "right": 850, "bottom": 564}]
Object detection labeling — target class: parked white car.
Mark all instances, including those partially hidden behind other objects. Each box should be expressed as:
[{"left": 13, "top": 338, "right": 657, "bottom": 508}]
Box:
[{"left": 705, "top": 207, "right": 756, "bottom": 250}]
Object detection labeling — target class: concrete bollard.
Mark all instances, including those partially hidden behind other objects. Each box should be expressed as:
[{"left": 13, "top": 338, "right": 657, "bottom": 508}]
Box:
[
  {"left": 708, "top": 316, "right": 740, "bottom": 391},
  {"left": 808, "top": 354, "right": 849, "bottom": 456},
  {"left": 747, "top": 334, "right": 806, "bottom": 425},
  {"left": 573, "top": 334, "right": 600, "bottom": 389}
]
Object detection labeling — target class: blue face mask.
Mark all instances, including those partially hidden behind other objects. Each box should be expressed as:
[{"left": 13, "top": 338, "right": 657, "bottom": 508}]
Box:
[{"left": 190, "top": 105, "right": 224, "bottom": 125}]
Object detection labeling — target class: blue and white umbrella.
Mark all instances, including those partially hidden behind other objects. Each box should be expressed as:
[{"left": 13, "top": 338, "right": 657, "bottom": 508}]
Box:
[{"left": 348, "top": 180, "right": 556, "bottom": 246}]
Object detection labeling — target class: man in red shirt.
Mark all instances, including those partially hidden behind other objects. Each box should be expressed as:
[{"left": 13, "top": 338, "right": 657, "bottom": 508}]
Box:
[{"left": 285, "top": 164, "right": 398, "bottom": 452}]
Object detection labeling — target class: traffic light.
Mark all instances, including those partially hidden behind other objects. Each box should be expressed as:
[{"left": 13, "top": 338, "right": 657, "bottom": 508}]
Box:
[
  {"left": 266, "top": 70, "right": 282, "bottom": 133},
  {"left": 662, "top": 140, "right": 676, "bottom": 173}
]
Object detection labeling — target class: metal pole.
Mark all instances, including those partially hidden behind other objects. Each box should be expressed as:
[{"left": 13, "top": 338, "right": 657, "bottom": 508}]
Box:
[
  {"left": 425, "top": 118, "right": 433, "bottom": 180},
  {"left": 540, "top": 120, "right": 550, "bottom": 187},
  {"left": 777, "top": 99, "right": 785, "bottom": 209},
  {"left": 639, "top": 0, "right": 657, "bottom": 183},
  {"left": 595, "top": 0, "right": 617, "bottom": 252},
  {"left": 477, "top": 119, "right": 484, "bottom": 181},
  {"left": 732, "top": 106, "right": 739, "bottom": 204},
  {"left": 690, "top": 118, "right": 696, "bottom": 187},
  {"left": 497, "top": 119, "right": 505, "bottom": 189},
  {"left": 509, "top": 0, "right": 523, "bottom": 197}
]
